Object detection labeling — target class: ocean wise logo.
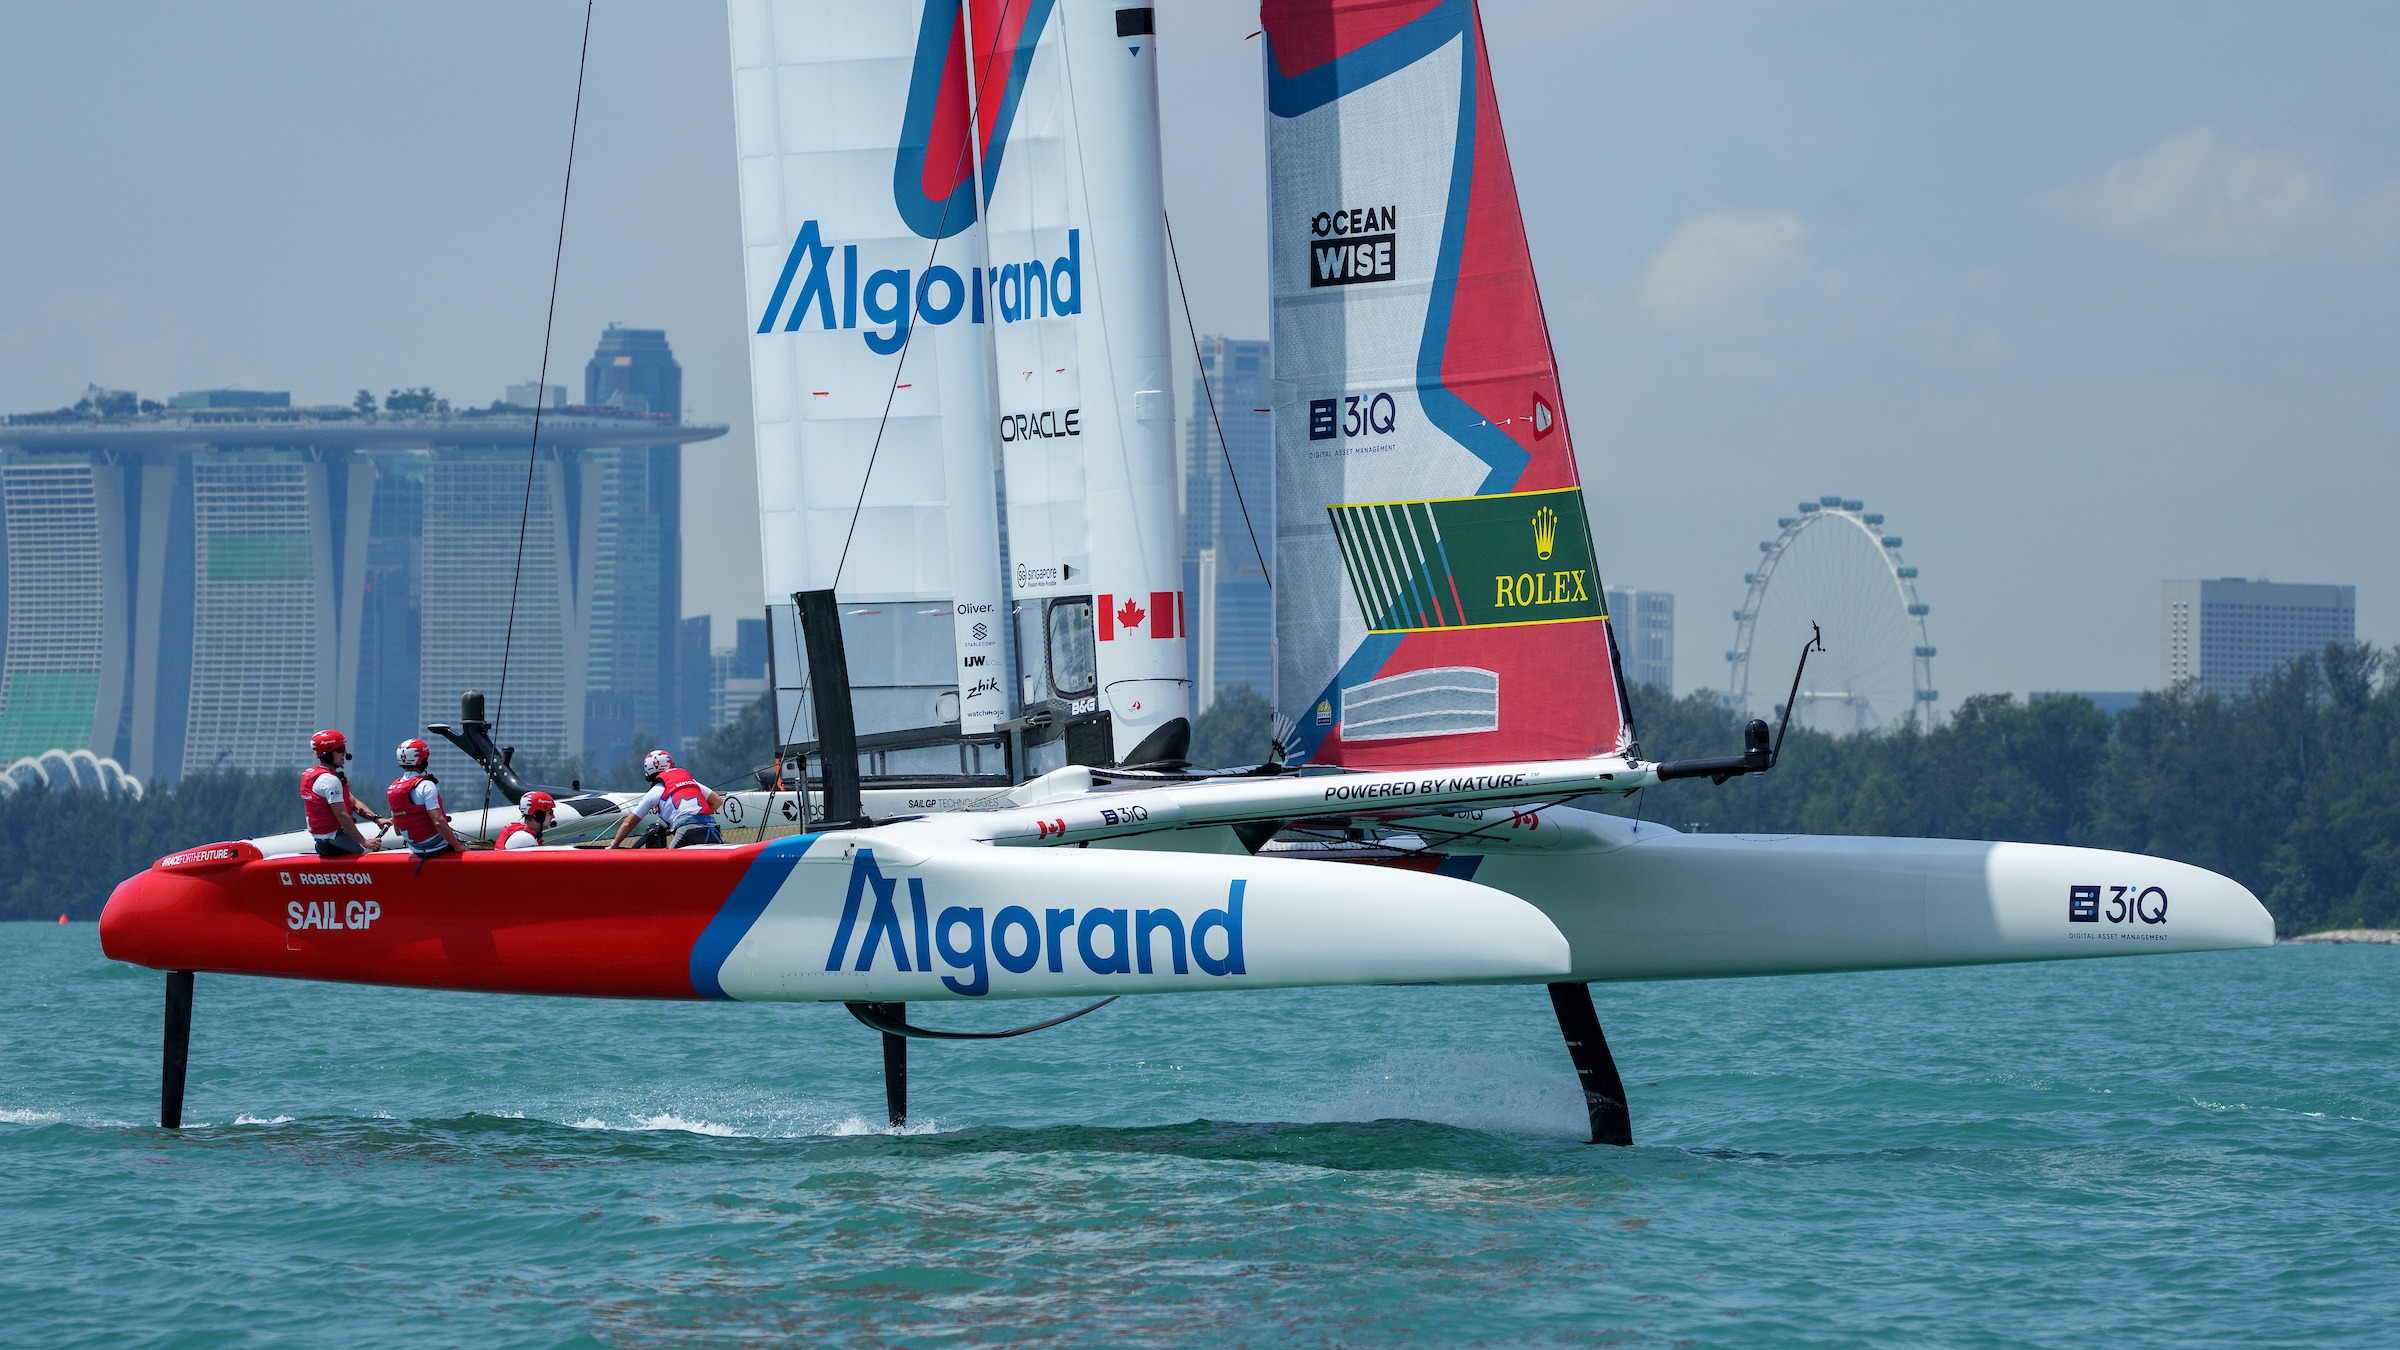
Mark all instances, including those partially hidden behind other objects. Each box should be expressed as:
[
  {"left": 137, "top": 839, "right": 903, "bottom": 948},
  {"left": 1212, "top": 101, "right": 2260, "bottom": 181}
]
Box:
[
  {"left": 755, "top": 223, "right": 1081, "bottom": 355},
  {"left": 1308, "top": 204, "right": 1398, "bottom": 286},
  {"left": 1327, "top": 487, "right": 1605, "bottom": 632},
  {"left": 821, "top": 849, "right": 1247, "bottom": 995}
]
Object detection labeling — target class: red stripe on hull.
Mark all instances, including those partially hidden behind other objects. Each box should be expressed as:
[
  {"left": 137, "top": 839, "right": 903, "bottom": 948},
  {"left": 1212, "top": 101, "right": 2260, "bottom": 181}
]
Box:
[{"left": 98, "top": 846, "right": 767, "bottom": 1000}]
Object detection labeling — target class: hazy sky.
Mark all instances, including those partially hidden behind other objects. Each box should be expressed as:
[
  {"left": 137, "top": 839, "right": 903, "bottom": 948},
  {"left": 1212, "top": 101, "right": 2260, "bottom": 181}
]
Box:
[{"left": 4, "top": 1, "right": 2392, "bottom": 701}]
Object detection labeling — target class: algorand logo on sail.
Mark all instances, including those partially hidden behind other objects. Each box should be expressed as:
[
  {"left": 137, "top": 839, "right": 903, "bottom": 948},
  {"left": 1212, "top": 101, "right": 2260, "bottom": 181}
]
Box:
[{"left": 754, "top": 223, "right": 1082, "bottom": 354}]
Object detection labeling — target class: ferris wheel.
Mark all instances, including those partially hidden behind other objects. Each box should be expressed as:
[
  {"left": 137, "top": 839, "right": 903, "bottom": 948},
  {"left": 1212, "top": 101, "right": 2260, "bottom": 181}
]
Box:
[{"left": 1727, "top": 496, "right": 1938, "bottom": 734}]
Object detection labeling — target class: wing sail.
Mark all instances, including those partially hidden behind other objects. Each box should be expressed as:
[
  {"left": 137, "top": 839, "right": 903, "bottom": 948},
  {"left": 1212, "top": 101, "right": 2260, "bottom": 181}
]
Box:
[
  {"left": 728, "top": 0, "right": 1022, "bottom": 734},
  {"left": 1263, "top": 0, "right": 1624, "bottom": 768}
]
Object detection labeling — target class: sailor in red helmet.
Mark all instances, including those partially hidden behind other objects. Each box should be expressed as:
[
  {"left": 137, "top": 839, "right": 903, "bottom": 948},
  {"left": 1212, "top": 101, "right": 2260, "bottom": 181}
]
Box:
[
  {"left": 301, "top": 729, "right": 389, "bottom": 859},
  {"left": 387, "top": 738, "right": 468, "bottom": 859},
  {"left": 608, "top": 750, "right": 724, "bottom": 849},
  {"left": 496, "top": 791, "right": 556, "bottom": 851}
]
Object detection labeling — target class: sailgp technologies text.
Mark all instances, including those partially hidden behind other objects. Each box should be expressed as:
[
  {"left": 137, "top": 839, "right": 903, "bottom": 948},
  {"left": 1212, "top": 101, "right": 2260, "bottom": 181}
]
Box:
[
  {"left": 822, "top": 851, "right": 1246, "bottom": 995},
  {"left": 755, "top": 221, "right": 1081, "bottom": 353},
  {"left": 1323, "top": 771, "right": 1530, "bottom": 803}
]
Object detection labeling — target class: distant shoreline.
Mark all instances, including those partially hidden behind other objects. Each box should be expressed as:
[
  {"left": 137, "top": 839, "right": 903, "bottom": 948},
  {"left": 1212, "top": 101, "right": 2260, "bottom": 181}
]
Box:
[{"left": 2283, "top": 930, "right": 2400, "bottom": 945}]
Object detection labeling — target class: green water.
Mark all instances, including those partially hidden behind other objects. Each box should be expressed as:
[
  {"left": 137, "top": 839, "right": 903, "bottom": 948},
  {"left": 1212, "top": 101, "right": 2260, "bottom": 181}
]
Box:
[{"left": 3, "top": 927, "right": 2394, "bottom": 1345}]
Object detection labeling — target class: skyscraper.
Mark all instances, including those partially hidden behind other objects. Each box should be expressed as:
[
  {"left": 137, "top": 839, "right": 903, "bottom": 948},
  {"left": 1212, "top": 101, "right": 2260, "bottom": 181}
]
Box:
[
  {"left": 581, "top": 326, "right": 685, "bottom": 758},
  {"left": 1605, "top": 588, "right": 1675, "bottom": 695},
  {"left": 0, "top": 389, "right": 723, "bottom": 783},
  {"left": 1182, "top": 337, "right": 1274, "bottom": 711},
  {"left": 2162, "top": 578, "right": 2355, "bottom": 696}
]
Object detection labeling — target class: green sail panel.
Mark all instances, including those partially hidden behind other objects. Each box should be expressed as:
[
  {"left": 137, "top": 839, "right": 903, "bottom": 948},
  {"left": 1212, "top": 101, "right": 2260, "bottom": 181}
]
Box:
[{"left": 1327, "top": 487, "right": 1607, "bottom": 634}]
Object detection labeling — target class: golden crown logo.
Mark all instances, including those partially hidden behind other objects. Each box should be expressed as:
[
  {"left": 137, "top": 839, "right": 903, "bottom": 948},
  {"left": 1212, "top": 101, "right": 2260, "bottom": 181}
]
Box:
[{"left": 1532, "top": 505, "right": 1558, "bottom": 561}]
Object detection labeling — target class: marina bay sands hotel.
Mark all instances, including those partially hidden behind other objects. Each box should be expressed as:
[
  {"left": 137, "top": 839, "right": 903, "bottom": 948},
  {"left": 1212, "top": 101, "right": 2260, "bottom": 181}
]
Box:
[{"left": 0, "top": 328, "right": 725, "bottom": 783}]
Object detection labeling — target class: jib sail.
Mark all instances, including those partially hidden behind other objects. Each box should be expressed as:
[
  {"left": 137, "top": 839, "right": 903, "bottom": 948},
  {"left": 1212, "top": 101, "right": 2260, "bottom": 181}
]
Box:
[
  {"left": 730, "top": 0, "right": 1189, "bottom": 766},
  {"left": 1263, "top": 0, "right": 1626, "bottom": 768}
]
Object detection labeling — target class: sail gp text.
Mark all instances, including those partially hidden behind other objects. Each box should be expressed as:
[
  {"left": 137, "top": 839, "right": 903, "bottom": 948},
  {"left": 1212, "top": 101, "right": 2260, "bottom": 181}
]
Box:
[{"left": 821, "top": 851, "right": 1245, "bottom": 995}]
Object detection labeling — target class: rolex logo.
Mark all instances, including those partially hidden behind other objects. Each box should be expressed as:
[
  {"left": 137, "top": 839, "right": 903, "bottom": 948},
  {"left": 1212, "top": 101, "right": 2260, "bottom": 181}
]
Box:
[{"left": 1532, "top": 505, "right": 1558, "bottom": 561}]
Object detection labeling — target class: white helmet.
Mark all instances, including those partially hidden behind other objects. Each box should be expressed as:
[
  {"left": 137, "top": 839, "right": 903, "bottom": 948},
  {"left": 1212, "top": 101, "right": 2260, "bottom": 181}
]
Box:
[{"left": 642, "top": 749, "right": 674, "bottom": 778}]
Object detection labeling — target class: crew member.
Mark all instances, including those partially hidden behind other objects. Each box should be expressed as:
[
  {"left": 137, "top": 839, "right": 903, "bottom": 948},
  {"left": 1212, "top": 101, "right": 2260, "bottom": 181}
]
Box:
[
  {"left": 496, "top": 791, "right": 556, "bottom": 851},
  {"left": 388, "top": 739, "right": 468, "bottom": 859},
  {"left": 610, "top": 750, "right": 724, "bottom": 849},
  {"left": 301, "top": 729, "right": 388, "bottom": 859}
]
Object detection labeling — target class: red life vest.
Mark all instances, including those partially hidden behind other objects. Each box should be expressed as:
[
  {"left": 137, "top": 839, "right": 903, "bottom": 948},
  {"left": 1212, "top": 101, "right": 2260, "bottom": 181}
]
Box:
[
  {"left": 654, "top": 766, "right": 710, "bottom": 817},
  {"left": 301, "top": 764, "right": 353, "bottom": 835},
  {"left": 496, "top": 821, "right": 538, "bottom": 850},
  {"left": 388, "top": 772, "right": 441, "bottom": 844}
]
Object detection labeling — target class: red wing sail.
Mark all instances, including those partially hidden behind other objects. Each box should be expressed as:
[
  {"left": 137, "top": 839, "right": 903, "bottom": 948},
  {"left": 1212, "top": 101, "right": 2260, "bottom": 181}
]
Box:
[{"left": 1264, "top": 0, "right": 1624, "bottom": 767}]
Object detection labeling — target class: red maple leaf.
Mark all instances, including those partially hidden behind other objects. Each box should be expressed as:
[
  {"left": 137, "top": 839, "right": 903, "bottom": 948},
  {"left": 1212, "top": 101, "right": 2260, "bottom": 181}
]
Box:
[{"left": 1116, "top": 596, "right": 1146, "bottom": 634}]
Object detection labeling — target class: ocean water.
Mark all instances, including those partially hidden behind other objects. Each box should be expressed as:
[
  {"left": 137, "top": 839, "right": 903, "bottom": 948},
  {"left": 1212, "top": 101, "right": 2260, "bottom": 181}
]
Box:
[{"left": 2, "top": 927, "right": 2394, "bottom": 1347}]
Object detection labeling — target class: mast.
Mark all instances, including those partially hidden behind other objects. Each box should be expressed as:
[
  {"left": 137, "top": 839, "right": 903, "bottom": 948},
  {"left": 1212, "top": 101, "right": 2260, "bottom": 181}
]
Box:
[
  {"left": 957, "top": 0, "right": 1022, "bottom": 730},
  {"left": 1054, "top": 0, "right": 1190, "bottom": 760}
]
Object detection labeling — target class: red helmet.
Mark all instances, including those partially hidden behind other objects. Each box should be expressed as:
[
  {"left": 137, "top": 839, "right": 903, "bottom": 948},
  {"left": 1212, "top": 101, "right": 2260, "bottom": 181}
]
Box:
[
  {"left": 311, "top": 729, "right": 348, "bottom": 758},
  {"left": 396, "top": 738, "right": 430, "bottom": 771},
  {"left": 520, "top": 790, "right": 556, "bottom": 818},
  {"left": 642, "top": 749, "right": 675, "bottom": 778}
]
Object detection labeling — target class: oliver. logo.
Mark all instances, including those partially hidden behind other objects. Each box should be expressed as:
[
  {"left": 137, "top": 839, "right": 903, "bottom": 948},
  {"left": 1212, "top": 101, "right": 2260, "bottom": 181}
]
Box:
[{"left": 1326, "top": 487, "right": 1606, "bottom": 633}]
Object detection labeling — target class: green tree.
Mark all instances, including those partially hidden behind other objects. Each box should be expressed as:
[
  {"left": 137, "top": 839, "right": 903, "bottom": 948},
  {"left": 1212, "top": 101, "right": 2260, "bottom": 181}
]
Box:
[{"left": 1187, "top": 684, "right": 1274, "bottom": 771}]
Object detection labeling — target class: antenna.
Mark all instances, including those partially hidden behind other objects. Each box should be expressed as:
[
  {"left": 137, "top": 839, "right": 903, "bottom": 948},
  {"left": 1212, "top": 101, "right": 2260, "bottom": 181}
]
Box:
[{"left": 1654, "top": 623, "right": 1826, "bottom": 785}]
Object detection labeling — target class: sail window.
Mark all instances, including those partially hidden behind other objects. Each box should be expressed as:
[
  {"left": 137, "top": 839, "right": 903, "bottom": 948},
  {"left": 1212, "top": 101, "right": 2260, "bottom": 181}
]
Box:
[
  {"left": 1047, "top": 600, "right": 1097, "bottom": 699},
  {"left": 1341, "top": 667, "right": 1500, "bottom": 742}
]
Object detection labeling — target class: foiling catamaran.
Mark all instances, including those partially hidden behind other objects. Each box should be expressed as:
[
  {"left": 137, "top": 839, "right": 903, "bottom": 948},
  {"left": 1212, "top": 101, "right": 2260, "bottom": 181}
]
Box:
[{"left": 103, "top": 0, "right": 2271, "bottom": 1143}]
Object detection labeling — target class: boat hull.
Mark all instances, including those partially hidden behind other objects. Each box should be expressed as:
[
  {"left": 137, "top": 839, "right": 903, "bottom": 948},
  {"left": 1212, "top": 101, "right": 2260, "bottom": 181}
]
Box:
[
  {"left": 1470, "top": 820, "right": 2277, "bottom": 980},
  {"left": 98, "top": 831, "right": 1575, "bottom": 1000}
]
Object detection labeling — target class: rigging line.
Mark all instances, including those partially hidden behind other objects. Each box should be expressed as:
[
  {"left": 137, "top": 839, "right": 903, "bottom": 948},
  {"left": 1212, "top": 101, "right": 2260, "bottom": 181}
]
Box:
[
  {"left": 484, "top": 0, "right": 596, "bottom": 818},
  {"left": 1163, "top": 209, "right": 1271, "bottom": 590},
  {"left": 834, "top": 0, "right": 1020, "bottom": 588}
]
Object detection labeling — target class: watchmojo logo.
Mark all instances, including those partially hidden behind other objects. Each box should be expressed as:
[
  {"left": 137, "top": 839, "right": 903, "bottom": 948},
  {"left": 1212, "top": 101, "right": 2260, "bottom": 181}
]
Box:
[
  {"left": 1309, "top": 204, "right": 1398, "bottom": 287},
  {"left": 755, "top": 224, "right": 1081, "bottom": 355}
]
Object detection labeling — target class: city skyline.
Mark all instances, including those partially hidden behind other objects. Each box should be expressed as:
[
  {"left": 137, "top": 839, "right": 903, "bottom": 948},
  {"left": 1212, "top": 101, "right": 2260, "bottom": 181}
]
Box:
[
  {"left": 2, "top": 2, "right": 2392, "bottom": 707},
  {"left": 0, "top": 330, "right": 727, "bottom": 781}
]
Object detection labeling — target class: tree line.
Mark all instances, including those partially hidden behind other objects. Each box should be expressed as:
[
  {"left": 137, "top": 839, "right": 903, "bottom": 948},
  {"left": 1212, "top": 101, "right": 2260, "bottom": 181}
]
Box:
[{"left": 10, "top": 646, "right": 2393, "bottom": 933}]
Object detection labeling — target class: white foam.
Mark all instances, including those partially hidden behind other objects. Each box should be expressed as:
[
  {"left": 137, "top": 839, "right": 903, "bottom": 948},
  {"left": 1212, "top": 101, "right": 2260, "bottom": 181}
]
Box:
[
  {"left": 558, "top": 1108, "right": 942, "bottom": 1139},
  {"left": 232, "top": 1114, "right": 295, "bottom": 1126},
  {"left": 629, "top": 1112, "right": 744, "bottom": 1137},
  {"left": 0, "top": 1108, "right": 63, "bottom": 1126}
]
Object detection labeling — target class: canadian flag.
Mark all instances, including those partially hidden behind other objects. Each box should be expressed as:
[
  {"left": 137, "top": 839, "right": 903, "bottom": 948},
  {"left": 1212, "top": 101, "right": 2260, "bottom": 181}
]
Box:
[{"left": 1097, "top": 591, "right": 1183, "bottom": 641}]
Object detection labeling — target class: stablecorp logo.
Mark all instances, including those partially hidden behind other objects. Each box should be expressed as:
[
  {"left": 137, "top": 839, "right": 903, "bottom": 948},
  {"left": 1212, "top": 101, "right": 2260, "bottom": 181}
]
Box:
[{"left": 822, "top": 850, "right": 1246, "bottom": 995}]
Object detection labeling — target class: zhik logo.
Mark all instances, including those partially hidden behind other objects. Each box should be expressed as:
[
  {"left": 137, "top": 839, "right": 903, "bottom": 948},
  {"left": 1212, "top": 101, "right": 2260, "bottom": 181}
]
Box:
[
  {"left": 755, "top": 222, "right": 1081, "bottom": 355},
  {"left": 822, "top": 850, "right": 1246, "bottom": 995}
]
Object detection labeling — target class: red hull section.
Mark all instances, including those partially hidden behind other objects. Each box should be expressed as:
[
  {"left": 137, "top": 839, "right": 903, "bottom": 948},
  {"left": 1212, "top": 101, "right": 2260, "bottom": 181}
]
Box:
[{"left": 99, "top": 845, "right": 766, "bottom": 999}]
